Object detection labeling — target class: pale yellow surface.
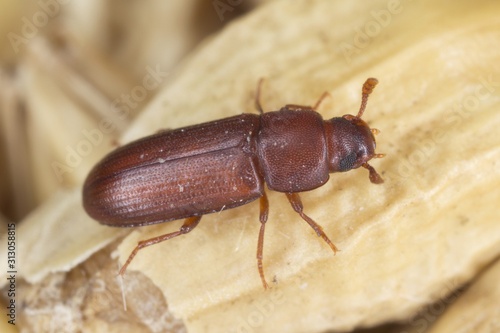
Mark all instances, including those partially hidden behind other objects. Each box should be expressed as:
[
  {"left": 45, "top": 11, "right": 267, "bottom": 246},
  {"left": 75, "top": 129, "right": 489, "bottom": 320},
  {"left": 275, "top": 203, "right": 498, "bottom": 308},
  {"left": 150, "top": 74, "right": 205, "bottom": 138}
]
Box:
[
  {"left": 428, "top": 258, "right": 500, "bottom": 333},
  {"left": 0, "top": 189, "right": 125, "bottom": 286}
]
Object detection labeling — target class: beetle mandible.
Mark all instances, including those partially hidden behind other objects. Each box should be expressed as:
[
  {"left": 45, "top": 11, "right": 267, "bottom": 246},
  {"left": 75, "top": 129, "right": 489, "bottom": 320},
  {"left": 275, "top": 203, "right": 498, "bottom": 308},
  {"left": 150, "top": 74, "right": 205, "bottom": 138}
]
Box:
[{"left": 82, "top": 78, "right": 384, "bottom": 289}]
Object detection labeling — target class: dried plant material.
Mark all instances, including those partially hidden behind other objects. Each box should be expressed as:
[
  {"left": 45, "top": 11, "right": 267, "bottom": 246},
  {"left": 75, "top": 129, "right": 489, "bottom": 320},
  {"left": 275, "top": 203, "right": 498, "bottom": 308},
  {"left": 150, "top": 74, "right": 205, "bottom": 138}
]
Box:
[
  {"left": 0, "top": 2, "right": 38, "bottom": 63},
  {"left": 12, "top": 244, "right": 185, "bottom": 333},
  {"left": 114, "top": 0, "right": 500, "bottom": 332},
  {"left": 0, "top": 189, "right": 124, "bottom": 287},
  {"left": 427, "top": 258, "right": 500, "bottom": 333},
  {"left": 21, "top": 40, "right": 122, "bottom": 192},
  {"left": 2, "top": 0, "right": 499, "bottom": 332},
  {"left": 0, "top": 69, "right": 35, "bottom": 219},
  {"left": 101, "top": 1, "right": 223, "bottom": 77}
]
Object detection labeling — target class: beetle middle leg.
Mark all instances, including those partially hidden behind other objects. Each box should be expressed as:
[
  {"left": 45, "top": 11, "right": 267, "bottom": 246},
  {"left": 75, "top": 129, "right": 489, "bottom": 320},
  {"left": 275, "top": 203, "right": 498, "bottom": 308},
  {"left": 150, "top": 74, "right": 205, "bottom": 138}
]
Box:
[
  {"left": 257, "top": 191, "right": 270, "bottom": 289},
  {"left": 312, "top": 91, "right": 331, "bottom": 110},
  {"left": 285, "top": 193, "right": 339, "bottom": 254},
  {"left": 282, "top": 91, "right": 331, "bottom": 112},
  {"left": 255, "top": 78, "right": 265, "bottom": 114},
  {"left": 255, "top": 78, "right": 330, "bottom": 114},
  {"left": 119, "top": 216, "right": 202, "bottom": 275}
]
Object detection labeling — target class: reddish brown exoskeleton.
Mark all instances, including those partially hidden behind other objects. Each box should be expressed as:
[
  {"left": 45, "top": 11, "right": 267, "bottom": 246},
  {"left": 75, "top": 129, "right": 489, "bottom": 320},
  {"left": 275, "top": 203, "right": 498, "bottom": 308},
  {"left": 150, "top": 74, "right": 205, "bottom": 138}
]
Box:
[{"left": 83, "top": 78, "right": 384, "bottom": 289}]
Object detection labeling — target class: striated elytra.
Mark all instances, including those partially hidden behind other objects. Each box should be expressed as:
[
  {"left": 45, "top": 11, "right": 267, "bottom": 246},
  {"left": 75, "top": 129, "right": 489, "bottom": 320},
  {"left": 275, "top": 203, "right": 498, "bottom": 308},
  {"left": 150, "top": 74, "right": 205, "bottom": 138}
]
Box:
[{"left": 82, "top": 78, "right": 385, "bottom": 289}]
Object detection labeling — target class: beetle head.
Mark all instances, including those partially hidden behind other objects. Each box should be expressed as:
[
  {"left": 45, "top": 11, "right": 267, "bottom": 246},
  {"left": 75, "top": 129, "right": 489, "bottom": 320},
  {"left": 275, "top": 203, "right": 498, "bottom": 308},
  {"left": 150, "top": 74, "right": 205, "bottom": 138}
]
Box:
[{"left": 324, "top": 78, "right": 384, "bottom": 184}]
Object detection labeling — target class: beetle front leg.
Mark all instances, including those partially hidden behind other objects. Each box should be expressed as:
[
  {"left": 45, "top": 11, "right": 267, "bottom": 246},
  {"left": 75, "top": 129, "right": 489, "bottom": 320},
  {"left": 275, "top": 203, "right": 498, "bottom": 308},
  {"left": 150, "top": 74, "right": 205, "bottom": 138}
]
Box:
[
  {"left": 285, "top": 193, "right": 339, "bottom": 254},
  {"left": 119, "top": 216, "right": 202, "bottom": 275},
  {"left": 257, "top": 191, "right": 270, "bottom": 289}
]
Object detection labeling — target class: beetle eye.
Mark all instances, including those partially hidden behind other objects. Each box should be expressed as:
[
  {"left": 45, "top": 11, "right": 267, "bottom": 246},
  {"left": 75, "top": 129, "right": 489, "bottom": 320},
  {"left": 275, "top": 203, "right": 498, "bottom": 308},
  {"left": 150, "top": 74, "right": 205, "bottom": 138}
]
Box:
[{"left": 339, "top": 151, "right": 357, "bottom": 171}]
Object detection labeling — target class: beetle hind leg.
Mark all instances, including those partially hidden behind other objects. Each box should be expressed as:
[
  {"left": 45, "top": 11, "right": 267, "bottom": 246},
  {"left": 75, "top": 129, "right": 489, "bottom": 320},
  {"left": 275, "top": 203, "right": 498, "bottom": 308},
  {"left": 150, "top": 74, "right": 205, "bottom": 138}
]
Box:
[
  {"left": 118, "top": 216, "right": 202, "bottom": 275},
  {"left": 285, "top": 193, "right": 339, "bottom": 254},
  {"left": 257, "top": 191, "right": 270, "bottom": 289}
]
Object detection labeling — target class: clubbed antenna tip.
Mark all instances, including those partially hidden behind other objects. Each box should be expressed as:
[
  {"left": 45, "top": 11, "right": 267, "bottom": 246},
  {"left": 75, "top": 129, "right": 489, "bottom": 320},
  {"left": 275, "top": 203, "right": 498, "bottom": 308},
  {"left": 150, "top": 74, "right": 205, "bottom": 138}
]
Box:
[{"left": 357, "top": 78, "right": 378, "bottom": 119}]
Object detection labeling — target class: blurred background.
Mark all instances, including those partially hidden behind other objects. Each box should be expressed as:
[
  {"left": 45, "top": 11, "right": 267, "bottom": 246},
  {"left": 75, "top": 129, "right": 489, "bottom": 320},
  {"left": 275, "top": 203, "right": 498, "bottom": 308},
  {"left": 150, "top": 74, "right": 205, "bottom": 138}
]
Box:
[{"left": 0, "top": 0, "right": 265, "bottom": 223}]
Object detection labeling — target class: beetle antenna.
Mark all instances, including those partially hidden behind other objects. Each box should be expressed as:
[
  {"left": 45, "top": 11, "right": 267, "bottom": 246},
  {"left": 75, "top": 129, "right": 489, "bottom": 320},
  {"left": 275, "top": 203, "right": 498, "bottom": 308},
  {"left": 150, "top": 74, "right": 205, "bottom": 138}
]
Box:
[
  {"left": 357, "top": 78, "right": 378, "bottom": 119},
  {"left": 362, "top": 162, "right": 384, "bottom": 184}
]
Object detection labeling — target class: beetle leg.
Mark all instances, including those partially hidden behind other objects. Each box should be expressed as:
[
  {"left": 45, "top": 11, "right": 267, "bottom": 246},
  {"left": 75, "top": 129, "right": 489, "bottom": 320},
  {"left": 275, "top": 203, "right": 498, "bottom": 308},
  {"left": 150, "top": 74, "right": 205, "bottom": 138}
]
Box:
[
  {"left": 312, "top": 92, "right": 331, "bottom": 110},
  {"left": 282, "top": 92, "right": 331, "bottom": 113},
  {"left": 285, "top": 193, "right": 339, "bottom": 254},
  {"left": 282, "top": 104, "right": 315, "bottom": 112},
  {"left": 118, "top": 216, "right": 202, "bottom": 275},
  {"left": 255, "top": 78, "right": 265, "bottom": 114},
  {"left": 257, "top": 191, "right": 270, "bottom": 289}
]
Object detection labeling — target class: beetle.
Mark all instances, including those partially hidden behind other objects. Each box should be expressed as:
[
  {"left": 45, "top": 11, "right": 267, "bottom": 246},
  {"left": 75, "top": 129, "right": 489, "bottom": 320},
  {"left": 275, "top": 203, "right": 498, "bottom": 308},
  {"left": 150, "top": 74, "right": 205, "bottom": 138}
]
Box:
[{"left": 82, "top": 78, "right": 384, "bottom": 289}]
